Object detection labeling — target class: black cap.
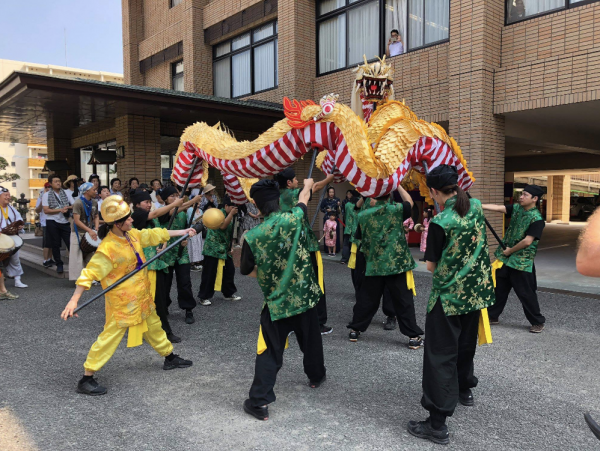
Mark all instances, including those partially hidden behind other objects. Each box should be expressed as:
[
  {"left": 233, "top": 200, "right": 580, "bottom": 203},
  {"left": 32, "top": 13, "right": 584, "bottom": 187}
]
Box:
[
  {"left": 250, "top": 180, "right": 280, "bottom": 209},
  {"left": 158, "top": 186, "right": 178, "bottom": 200},
  {"left": 426, "top": 165, "right": 458, "bottom": 190},
  {"left": 523, "top": 185, "right": 544, "bottom": 199},
  {"left": 131, "top": 190, "right": 152, "bottom": 205}
]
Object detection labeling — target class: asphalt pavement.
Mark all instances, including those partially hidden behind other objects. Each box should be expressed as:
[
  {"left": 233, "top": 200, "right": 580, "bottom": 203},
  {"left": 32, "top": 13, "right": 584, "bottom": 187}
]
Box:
[{"left": 0, "top": 261, "right": 599, "bottom": 450}]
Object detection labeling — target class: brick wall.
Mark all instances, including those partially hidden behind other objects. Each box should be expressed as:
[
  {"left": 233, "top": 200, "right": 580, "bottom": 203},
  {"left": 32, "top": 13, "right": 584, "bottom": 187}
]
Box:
[
  {"left": 115, "top": 115, "right": 162, "bottom": 183},
  {"left": 71, "top": 119, "right": 115, "bottom": 149},
  {"left": 204, "top": 0, "right": 264, "bottom": 28},
  {"left": 495, "top": 3, "right": 600, "bottom": 113}
]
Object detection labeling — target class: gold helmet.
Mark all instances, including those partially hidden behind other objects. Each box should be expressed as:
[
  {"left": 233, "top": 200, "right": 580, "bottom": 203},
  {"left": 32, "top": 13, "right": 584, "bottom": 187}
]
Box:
[
  {"left": 203, "top": 208, "right": 225, "bottom": 230},
  {"left": 101, "top": 195, "right": 131, "bottom": 224}
]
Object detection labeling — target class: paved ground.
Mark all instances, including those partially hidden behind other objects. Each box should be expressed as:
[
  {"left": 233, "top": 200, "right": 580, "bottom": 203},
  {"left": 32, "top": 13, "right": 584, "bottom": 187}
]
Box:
[{"left": 1, "top": 262, "right": 599, "bottom": 450}]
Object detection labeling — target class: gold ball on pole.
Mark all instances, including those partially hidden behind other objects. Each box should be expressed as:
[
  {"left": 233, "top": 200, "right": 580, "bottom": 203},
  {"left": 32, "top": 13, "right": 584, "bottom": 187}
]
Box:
[{"left": 203, "top": 208, "right": 225, "bottom": 230}]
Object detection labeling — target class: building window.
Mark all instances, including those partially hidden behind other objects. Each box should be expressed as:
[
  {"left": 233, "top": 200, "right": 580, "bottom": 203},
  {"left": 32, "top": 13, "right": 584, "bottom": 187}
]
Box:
[
  {"left": 10, "top": 162, "right": 15, "bottom": 167},
  {"left": 170, "top": 0, "right": 183, "bottom": 7},
  {"left": 317, "top": 0, "right": 449, "bottom": 75},
  {"left": 213, "top": 21, "right": 278, "bottom": 98},
  {"left": 172, "top": 60, "right": 184, "bottom": 91},
  {"left": 11, "top": 182, "right": 16, "bottom": 188},
  {"left": 505, "top": 0, "right": 591, "bottom": 24}
]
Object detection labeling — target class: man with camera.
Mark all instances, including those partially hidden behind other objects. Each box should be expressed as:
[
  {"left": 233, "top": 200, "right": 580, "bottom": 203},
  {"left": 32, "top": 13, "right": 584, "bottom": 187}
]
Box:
[
  {"left": 386, "top": 29, "right": 404, "bottom": 58},
  {"left": 42, "top": 174, "right": 74, "bottom": 274}
]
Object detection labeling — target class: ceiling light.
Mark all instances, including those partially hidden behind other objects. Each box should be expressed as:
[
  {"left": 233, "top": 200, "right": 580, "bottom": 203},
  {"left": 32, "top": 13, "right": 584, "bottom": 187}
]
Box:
[{"left": 528, "top": 149, "right": 545, "bottom": 154}]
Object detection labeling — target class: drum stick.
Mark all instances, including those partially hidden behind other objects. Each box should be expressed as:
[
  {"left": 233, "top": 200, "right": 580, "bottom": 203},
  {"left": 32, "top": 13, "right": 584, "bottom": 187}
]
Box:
[{"left": 73, "top": 224, "right": 204, "bottom": 314}]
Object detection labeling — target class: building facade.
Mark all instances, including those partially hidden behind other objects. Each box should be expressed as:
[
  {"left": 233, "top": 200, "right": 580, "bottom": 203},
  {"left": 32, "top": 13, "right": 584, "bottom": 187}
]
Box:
[{"left": 120, "top": 0, "right": 600, "bottom": 228}]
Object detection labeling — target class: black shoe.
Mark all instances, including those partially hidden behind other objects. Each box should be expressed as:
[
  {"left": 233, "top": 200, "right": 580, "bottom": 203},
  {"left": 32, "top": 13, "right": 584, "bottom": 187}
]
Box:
[
  {"left": 320, "top": 325, "right": 333, "bottom": 335},
  {"left": 349, "top": 330, "right": 360, "bottom": 342},
  {"left": 419, "top": 258, "right": 426, "bottom": 262},
  {"left": 77, "top": 377, "right": 107, "bottom": 396},
  {"left": 185, "top": 310, "right": 195, "bottom": 324},
  {"left": 407, "top": 419, "right": 449, "bottom": 445},
  {"left": 489, "top": 317, "right": 499, "bottom": 325},
  {"left": 383, "top": 316, "right": 397, "bottom": 330},
  {"left": 459, "top": 388, "right": 474, "bottom": 406},
  {"left": 243, "top": 399, "right": 269, "bottom": 421},
  {"left": 166, "top": 333, "right": 182, "bottom": 344},
  {"left": 56, "top": 263, "right": 64, "bottom": 274},
  {"left": 309, "top": 375, "right": 326, "bottom": 388},
  {"left": 163, "top": 354, "right": 193, "bottom": 370},
  {"left": 43, "top": 259, "right": 55, "bottom": 268},
  {"left": 408, "top": 336, "right": 424, "bottom": 350}
]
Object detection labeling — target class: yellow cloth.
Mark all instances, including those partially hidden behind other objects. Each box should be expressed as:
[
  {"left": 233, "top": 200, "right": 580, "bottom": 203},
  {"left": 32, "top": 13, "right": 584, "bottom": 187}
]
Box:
[
  {"left": 491, "top": 259, "right": 504, "bottom": 287},
  {"left": 0, "top": 206, "right": 8, "bottom": 220},
  {"left": 257, "top": 325, "right": 289, "bottom": 355},
  {"left": 83, "top": 311, "right": 173, "bottom": 372},
  {"left": 478, "top": 308, "right": 493, "bottom": 346},
  {"left": 406, "top": 270, "right": 416, "bottom": 296},
  {"left": 214, "top": 258, "right": 225, "bottom": 291},
  {"left": 127, "top": 318, "right": 149, "bottom": 347},
  {"left": 348, "top": 243, "right": 358, "bottom": 269},
  {"left": 76, "top": 228, "right": 170, "bottom": 329},
  {"left": 316, "top": 250, "right": 324, "bottom": 293}
]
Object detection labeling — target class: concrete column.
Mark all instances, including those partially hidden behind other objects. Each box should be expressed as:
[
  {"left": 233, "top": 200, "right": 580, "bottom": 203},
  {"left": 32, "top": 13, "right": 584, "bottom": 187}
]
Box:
[
  {"left": 122, "top": 0, "right": 144, "bottom": 86},
  {"left": 115, "top": 115, "right": 161, "bottom": 183},
  {"left": 46, "top": 113, "right": 76, "bottom": 179},
  {"left": 547, "top": 175, "right": 571, "bottom": 223},
  {"left": 184, "top": 1, "right": 212, "bottom": 94},
  {"left": 559, "top": 176, "right": 571, "bottom": 223},
  {"left": 448, "top": 0, "right": 506, "bottom": 249},
  {"left": 546, "top": 175, "right": 555, "bottom": 222}
]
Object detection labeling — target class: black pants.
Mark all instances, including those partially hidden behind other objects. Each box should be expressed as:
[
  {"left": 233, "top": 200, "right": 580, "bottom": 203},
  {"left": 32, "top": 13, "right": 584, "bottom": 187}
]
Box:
[
  {"left": 421, "top": 299, "right": 479, "bottom": 422},
  {"left": 489, "top": 265, "right": 545, "bottom": 325},
  {"left": 46, "top": 220, "right": 70, "bottom": 265},
  {"left": 347, "top": 271, "right": 423, "bottom": 337},
  {"left": 341, "top": 234, "right": 351, "bottom": 262},
  {"left": 163, "top": 263, "right": 197, "bottom": 311},
  {"left": 154, "top": 270, "right": 173, "bottom": 335},
  {"left": 198, "top": 255, "right": 237, "bottom": 300},
  {"left": 310, "top": 252, "right": 327, "bottom": 326},
  {"left": 351, "top": 251, "right": 395, "bottom": 318},
  {"left": 249, "top": 305, "right": 326, "bottom": 407}
]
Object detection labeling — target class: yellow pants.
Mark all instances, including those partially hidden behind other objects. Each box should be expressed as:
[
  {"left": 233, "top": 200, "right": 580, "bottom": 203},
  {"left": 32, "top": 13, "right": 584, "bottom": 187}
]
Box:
[{"left": 83, "top": 310, "right": 173, "bottom": 373}]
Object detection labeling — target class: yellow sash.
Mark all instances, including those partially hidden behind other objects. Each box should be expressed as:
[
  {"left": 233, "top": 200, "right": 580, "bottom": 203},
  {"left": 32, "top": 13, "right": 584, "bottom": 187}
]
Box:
[
  {"left": 478, "top": 308, "right": 493, "bottom": 346},
  {"left": 348, "top": 243, "right": 358, "bottom": 269},
  {"left": 214, "top": 258, "right": 225, "bottom": 291},
  {"left": 127, "top": 319, "right": 149, "bottom": 348},
  {"left": 315, "top": 250, "right": 324, "bottom": 293},
  {"left": 491, "top": 259, "right": 504, "bottom": 287},
  {"left": 405, "top": 270, "right": 416, "bottom": 296},
  {"left": 257, "top": 325, "right": 289, "bottom": 355}
]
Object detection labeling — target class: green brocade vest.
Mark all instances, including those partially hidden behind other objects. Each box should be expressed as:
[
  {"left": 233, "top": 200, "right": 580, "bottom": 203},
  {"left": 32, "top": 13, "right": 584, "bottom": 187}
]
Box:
[
  {"left": 279, "top": 188, "right": 319, "bottom": 252},
  {"left": 350, "top": 200, "right": 374, "bottom": 246},
  {"left": 494, "top": 204, "right": 542, "bottom": 273},
  {"left": 203, "top": 208, "right": 233, "bottom": 260},
  {"left": 344, "top": 202, "right": 358, "bottom": 236},
  {"left": 429, "top": 197, "right": 495, "bottom": 316},
  {"left": 141, "top": 217, "right": 169, "bottom": 272},
  {"left": 159, "top": 211, "right": 190, "bottom": 267},
  {"left": 357, "top": 202, "right": 417, "bottom": 277},
  {"left": 245, "top": 207, "right": 322, "bottom": 321}
]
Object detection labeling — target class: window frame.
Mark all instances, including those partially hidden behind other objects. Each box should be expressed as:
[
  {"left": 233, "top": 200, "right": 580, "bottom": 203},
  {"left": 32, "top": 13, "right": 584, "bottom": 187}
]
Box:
[
  {"left": 504, "top": 0, "right": 598, "bottom": 25},
  {"left": 316, "top": 0, "right": 450, "bottom": 77},
  {"left": 171, "top": 60, "right": 184, "bottom": 91},
  {"left": 170, "top": 0, "right": 183, "bottom": 8},
  {"left": 212, "top": 20, "right": 279, "bottom": 99}
]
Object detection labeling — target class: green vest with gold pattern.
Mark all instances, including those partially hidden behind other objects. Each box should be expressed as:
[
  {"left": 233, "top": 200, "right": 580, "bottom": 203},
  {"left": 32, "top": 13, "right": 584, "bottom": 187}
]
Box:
[
  {"left": 159, "top": 210, "right": 190, "bottom": 268},
  {"left": 344, "top": 201, "right": 359, "bottom": 236},
  {"left": 357, "top": 202, "right": 417, "bottom": 277},
  {"left": 494, "top": 204, "right": 543, "bottom": 273},
  {"left": 245, "top": 207, "right": 322, "bottom": 321},
  {"left": 279, "top": 188, "right": 319, "bottom": 252},
  {"left": 429, "top": 197, "right": 495, "bottom": 315},
  {"left": 202, "top": 208, "right": 233, "bottom": 260}
]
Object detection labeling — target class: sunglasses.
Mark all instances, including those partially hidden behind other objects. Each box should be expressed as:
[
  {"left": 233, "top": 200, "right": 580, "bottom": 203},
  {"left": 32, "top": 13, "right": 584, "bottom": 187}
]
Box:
[{"left": 0, "top": 187, "right": 9, "bottom": 193}]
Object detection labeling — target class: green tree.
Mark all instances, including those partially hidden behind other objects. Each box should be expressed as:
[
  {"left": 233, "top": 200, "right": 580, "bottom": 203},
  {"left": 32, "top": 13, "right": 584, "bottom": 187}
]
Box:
[{"left": 0, "top": 156, "right": 20, "bottom": 183}]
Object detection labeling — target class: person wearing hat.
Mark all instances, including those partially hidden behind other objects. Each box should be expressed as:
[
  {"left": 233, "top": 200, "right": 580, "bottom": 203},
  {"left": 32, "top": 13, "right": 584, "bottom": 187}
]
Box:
[
  {"left": 407, "top": 165, "right": 495, "bottom": 446},
  {"left": 276, "top": 168, "right": 334, "bottom": 335},
  {"left": 63, "top": 175, "right": 79, "bottom": 198},
  {"left": 60, "top": 195, "right": 196, "bottom": 396},
  {"left": 68, "top": 183, "right": 100, "bottom": 282},
  {"left": 153, "top": 186, "right": 202, "bottom": 325},
  {"left": 346, "top": 185, "right": 424, "bottom": 347},
  {"left": 198, "top": 193, "right": 241, "bottom": 306},
  {"left": 0, "top": 186, "right": 27, "bottom": 288},
  {"left": 241, "top": 178, "right": 326, "bottom": 421},
  {"left": 131, "top": 189, "right": 184, "bottom": 342},
  {"left": 482, "top": 184, "right": 546, "bottom": 333}
]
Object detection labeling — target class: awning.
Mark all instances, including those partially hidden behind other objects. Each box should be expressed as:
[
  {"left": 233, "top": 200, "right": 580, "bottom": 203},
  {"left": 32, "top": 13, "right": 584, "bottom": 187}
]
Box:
[{"left": 88, "top": 150, "right": 117, "bottom": 165}]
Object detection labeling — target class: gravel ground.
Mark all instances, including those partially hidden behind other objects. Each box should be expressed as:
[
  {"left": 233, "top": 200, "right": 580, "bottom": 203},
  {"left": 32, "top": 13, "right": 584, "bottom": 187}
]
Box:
[{"left": 0, "top": 261, "right": 599, "bottom": 450}]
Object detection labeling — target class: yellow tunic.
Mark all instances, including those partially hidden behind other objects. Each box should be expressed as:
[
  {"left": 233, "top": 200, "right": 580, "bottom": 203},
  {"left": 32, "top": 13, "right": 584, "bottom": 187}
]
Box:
[{"left": 76, "top": 228, "right": 170, "bottom": 329}]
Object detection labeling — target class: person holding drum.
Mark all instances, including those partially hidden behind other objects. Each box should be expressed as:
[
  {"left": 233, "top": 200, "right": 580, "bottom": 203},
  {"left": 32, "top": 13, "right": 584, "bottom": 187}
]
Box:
[
  {"left": 69, "top": 183, "right": 100, "bottom": 282},
  {"left": 0, "top": 186, "right": 27, "bottom": 288}
]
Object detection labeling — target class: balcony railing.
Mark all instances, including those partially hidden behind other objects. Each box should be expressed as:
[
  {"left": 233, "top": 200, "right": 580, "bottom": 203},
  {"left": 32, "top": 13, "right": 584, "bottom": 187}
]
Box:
[
  {"left": 28, "top": 158, "right": 46, "bottom": 169},
  {"left": 29, "top": 179, "right": 46, "bottom": 189}
]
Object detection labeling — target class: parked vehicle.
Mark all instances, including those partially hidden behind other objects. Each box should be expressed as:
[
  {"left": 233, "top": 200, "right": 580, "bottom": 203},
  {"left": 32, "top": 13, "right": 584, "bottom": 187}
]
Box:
[{"left": 570, "top": 197, "right": 597, "bottom": 220}]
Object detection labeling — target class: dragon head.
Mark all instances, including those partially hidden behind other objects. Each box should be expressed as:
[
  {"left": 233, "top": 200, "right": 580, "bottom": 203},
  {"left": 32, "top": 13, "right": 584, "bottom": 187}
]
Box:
[{"left": 351, "top": 56, "right": 395, "bottom": 122}]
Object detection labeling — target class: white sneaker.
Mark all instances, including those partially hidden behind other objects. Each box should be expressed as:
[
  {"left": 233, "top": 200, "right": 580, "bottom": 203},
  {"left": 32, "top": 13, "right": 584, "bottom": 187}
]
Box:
[
  {"left": 14, "top": 279, "right": 28, "bottom": 288},
  {"left": 224, "top": 294, "right": 242, "bottom": 301},
  {"left": 199, "top": 299, "right": 212, "bottom": 306}
]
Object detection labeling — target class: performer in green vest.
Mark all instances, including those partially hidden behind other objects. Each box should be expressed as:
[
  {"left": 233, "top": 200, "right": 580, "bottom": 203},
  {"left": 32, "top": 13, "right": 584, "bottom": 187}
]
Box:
[
  {"left": 340, "top": 190, "right": 359, "bottom": 264},
  {"left": 241, "top": 179, "right": 326, "bottom": 421},
  {"left": 482, "top": 184, "right": 546, "bottom": 333},
  {"left": 407, "top": 165, "right": 495, "bottom": 446},
  {"left": 198, "top": 195, "right": 241, "bottom": 305},
  {"left": 346, "top": 185, "right": 424, "bottom": 348},
  {"left": 275, "top": 168, "right": 334, "bottom": 335}
]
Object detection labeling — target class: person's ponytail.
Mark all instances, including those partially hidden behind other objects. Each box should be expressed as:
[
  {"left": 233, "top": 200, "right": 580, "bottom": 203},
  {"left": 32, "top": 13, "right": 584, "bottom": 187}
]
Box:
[
  {"left": 453, "top": 186, "right": 470, "bottom": 217},
  {"left": 98, "top": 223, "right": 111, "bottom": 239}
]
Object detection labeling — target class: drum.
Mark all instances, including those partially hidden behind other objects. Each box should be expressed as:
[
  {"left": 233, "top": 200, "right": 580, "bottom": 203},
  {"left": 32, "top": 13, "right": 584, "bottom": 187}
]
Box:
[
  {"left": 80, "top": 232, "right": 102, "bottom": 255},
  {"left": 0, "top": 233, "right": 15, "bottom": 262},
  {"left": 1, "top": 220, "right": 24, "bottom": 236},
  {"left": 9, "top": 235, "right": 23, "bottom": 256}
]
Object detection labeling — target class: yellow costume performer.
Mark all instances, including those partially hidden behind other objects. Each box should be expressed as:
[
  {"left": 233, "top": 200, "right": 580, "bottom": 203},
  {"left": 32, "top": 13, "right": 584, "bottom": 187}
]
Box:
[{"left": 61, "top": 195, "right": 194, "bottom": 396}]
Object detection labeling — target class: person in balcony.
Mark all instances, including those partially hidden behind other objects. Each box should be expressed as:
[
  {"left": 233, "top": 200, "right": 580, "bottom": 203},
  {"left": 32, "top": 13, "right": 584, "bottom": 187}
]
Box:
[{"left": 386, "top": 29, "right": 404, "bottom": 57}]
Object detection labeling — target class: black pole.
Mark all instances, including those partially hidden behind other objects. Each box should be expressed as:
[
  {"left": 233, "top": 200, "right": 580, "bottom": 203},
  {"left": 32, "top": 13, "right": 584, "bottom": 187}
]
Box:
[
  {"left": 310, "top": 164, "right": 337, "bottom": 229},
  {"left": 167, "top": 155, "right": 199, "bottom": 230},
  {"left": 73, "top": 225, "right": 203, "bottom": 314},
  {"left": 177, "top": 187, "right": 203, "bottom": 259},
  {"left": 306, "top": 148, "right": 319, "bottom": 180}
]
